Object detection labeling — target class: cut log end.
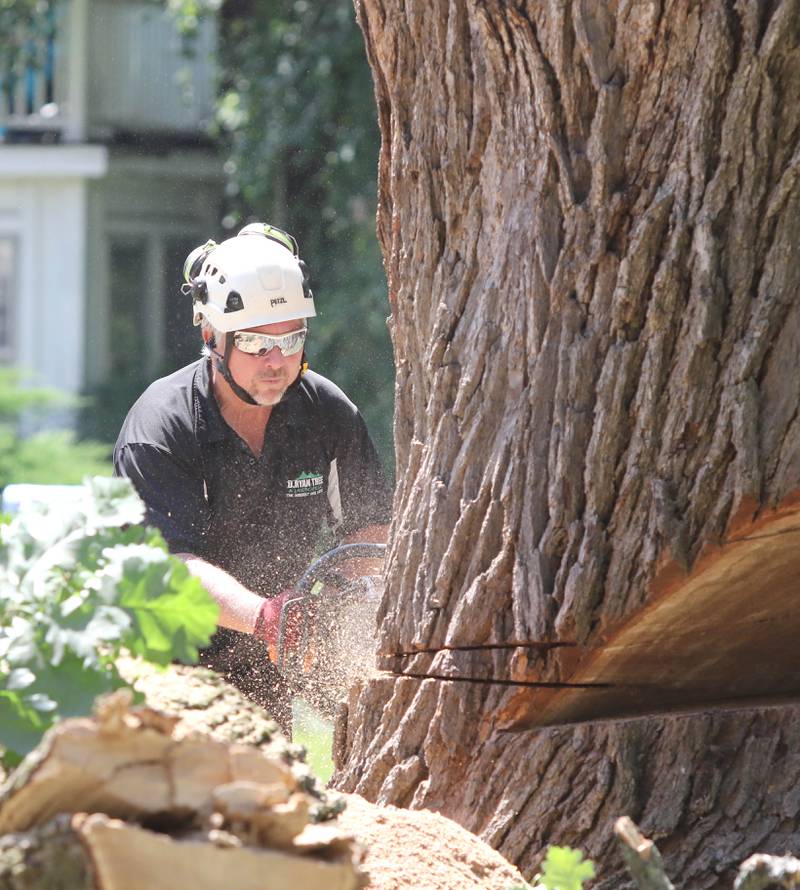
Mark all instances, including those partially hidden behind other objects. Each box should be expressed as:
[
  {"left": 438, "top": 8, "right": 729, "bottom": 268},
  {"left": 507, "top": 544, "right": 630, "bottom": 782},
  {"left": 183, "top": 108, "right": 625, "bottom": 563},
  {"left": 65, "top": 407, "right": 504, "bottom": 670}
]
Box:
[{"left": 614, "top": 817, "right": 653, "bottom": 859}]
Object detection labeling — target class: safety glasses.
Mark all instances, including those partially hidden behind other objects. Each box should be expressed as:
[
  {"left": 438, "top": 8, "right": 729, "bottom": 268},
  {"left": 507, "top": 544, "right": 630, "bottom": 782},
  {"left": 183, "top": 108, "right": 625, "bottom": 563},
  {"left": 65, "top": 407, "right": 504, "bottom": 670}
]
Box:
[{"left": 233, "top": 326, "right": 307, "bottom": 357}]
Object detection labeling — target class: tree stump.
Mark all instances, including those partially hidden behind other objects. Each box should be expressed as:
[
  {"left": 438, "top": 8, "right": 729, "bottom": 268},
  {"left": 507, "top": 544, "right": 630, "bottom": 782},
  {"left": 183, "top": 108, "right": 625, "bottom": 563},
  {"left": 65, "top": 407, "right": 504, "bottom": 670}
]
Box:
[{"left": 337, "top": 686, "right": 800, "bottom": 888}]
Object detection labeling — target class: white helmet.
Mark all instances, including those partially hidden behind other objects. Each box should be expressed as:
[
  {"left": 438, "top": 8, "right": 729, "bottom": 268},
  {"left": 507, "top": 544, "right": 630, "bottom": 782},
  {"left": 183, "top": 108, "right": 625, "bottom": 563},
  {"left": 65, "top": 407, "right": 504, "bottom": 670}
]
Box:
[{"left": 184, "top": 223, "right": 315, "bottom": 333}]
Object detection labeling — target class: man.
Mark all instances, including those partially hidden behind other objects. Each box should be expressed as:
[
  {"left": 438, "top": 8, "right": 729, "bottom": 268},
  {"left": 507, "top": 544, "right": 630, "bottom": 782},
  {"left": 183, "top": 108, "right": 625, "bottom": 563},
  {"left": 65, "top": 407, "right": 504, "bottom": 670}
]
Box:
[{"left": 114, "top": 223, "right": 391, "bottom": 730}]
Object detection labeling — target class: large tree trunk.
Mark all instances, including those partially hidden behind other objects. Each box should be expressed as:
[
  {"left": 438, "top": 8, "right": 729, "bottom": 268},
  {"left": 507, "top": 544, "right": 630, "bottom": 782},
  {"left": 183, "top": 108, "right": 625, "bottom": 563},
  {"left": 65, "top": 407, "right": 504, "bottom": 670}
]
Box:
[
  {"left": 338, "top": 688, "right": 800, "bottom": 889},
  {"left": 335, "top": 0, "right": 800, "bottom": 883}
]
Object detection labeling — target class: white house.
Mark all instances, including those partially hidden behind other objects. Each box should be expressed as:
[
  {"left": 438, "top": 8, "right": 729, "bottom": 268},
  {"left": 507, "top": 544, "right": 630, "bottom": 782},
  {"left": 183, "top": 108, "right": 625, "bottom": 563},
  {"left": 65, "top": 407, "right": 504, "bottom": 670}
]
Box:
[{"left": 0, "top": 0, "right": 224, "bottom": 401}]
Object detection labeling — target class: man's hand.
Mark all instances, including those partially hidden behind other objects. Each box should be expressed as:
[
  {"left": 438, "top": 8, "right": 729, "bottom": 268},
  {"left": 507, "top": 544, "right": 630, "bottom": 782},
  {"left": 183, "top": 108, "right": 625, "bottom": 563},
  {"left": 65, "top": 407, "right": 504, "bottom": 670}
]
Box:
[{"left": 253, "top": 590, "right": 310, "bottom": 661}]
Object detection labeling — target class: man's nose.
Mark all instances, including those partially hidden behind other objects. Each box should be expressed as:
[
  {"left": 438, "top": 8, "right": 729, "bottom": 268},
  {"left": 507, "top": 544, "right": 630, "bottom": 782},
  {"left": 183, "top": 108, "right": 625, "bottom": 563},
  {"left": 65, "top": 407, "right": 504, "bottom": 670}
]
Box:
[{"left": 258, "top": 346, "right": 286, "bottom": 365}]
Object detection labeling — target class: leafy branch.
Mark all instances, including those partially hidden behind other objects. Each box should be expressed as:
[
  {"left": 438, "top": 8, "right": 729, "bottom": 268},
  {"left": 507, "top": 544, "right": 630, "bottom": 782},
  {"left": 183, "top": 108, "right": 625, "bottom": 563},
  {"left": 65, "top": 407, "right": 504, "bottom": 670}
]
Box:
[
  {"left": 0, "top": 476, "right": 219, "bottom": 766},
  {"left": 512, "top": 845, "right": 596, "bottom": 890}
]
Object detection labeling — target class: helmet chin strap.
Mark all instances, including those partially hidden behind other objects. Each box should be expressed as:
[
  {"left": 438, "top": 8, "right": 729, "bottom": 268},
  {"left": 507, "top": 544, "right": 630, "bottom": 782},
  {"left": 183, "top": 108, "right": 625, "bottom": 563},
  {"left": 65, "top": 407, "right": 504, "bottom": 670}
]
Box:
[
  {"left": 209, "top": 334, "right": 307, "bottom": 407},
  {"left": 211, "top": 333, "right": 259, "bottom": 406}
]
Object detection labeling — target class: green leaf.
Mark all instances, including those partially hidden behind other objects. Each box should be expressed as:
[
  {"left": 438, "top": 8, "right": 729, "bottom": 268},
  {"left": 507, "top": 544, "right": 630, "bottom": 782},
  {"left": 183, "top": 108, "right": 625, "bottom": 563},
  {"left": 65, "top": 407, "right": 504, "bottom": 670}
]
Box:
[
  {"left": 6, "top": 667, "right": 35, "bottom": 690},
  {"left": 0, "top": 477, "right": 217, "bottom": 764},
  {"left": 112, "top": 547, "right": 218, "bottom": 664},
  {"left": 0, "top": 690, "right": 51, "bottom": 766},
  {"left": 539, "top": 847, "right": 596, "bottom": 890},
  {"left": 28, "top": 656, "right": 124, "bottom": 719},
  {"left": 2, "top": 616, "right": 41, "bottom": 668}
]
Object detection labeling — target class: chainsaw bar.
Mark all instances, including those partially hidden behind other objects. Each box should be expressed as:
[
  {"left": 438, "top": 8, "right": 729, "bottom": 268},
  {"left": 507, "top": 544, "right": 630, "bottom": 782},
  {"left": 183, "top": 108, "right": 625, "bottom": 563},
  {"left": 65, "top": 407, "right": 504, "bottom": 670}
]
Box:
[{"left": 276, "top": 543, "right": 387, "bottom": 718}]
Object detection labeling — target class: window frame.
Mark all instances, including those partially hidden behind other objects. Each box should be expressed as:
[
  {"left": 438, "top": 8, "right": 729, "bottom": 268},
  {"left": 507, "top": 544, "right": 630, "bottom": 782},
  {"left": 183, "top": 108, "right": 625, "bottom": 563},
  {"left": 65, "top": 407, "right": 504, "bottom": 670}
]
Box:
[{"left": 0, "top": 234, "right": 18, "bottom": 363}]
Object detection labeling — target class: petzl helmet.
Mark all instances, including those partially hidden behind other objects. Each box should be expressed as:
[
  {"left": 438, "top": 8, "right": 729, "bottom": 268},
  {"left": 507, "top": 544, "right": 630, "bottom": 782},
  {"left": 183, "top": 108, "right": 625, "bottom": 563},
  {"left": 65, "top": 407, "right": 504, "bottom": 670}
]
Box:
[
  {"left": 185, "top": 223, "right": 315, "bottom": 333},
  {"left": 182, "top": 223, "right": 314, "bottom": 407}
]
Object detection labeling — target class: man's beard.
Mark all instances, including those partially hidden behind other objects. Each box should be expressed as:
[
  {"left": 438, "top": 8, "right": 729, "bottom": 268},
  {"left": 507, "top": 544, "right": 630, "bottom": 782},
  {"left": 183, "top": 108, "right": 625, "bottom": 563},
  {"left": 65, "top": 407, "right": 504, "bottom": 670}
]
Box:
[
  {"left": 250, "top": 372, "right": 290, "bottom": 406},
  {"left": 252, "top": 388, "right": 287, "bottom": 407}
]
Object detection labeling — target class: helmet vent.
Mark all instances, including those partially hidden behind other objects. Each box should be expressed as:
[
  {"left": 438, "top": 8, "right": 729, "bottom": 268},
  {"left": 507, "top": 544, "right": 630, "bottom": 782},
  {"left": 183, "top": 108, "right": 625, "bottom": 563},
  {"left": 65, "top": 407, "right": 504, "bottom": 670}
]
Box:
[
  {"left": 224, "top": 291, "right": 244, "bottom": 313},
  {"left": 193, "top": 281, "right": 209, "bottom": 304},
  {"left": 219, "top": 275, "right": 226, "bottom": 284}
]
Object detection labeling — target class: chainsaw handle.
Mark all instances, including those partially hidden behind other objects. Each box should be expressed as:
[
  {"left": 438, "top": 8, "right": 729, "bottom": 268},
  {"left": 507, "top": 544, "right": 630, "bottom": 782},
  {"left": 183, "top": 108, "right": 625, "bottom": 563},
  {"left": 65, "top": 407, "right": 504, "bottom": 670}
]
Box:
[
  {"left": 293, "top": 542, "right": 387, "bottom": 595},
  {"left": 276, "top": 542, "right": 387, "bottom": 672}
]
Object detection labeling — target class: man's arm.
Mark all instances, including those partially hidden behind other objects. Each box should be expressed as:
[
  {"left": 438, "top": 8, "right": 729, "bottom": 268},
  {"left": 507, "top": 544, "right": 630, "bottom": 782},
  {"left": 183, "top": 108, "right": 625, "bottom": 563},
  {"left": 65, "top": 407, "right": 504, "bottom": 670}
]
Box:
[
  {"left": 116, "top": 443, "right": 292, "bottom": 645},
  {"left": 177, "top": 552, "right": 300, "bottom": 648},
  {"left": 175, "top": 553, "right": 264, "bottom": 634}
]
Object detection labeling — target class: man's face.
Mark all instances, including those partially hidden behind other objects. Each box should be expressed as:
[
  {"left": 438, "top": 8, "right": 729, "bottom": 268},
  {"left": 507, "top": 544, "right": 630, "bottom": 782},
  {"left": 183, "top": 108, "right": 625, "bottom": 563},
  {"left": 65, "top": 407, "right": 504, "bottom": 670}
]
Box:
[{"left": 226, "top": 319, "right": 306, "bottom": 406}]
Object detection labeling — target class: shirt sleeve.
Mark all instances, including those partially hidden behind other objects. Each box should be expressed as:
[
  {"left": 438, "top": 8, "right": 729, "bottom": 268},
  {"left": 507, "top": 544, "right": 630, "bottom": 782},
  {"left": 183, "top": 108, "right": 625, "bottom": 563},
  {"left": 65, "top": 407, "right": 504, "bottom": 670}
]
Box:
[
  {"left": 329, "top": 407, "right": 392, "bottom": 537},
  {"left": 114, "top": 442, "right": 210, "bottom": 553}
]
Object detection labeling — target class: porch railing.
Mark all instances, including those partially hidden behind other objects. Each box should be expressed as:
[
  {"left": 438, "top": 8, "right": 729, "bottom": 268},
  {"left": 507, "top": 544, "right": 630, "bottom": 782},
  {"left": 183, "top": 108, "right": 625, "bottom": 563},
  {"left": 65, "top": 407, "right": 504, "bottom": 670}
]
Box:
[
  {"left": 0, "top": 3, "right": 71, "bottom": 139},
  {"left": 0, "top": 0, "right": 217, "bottom": 144}
]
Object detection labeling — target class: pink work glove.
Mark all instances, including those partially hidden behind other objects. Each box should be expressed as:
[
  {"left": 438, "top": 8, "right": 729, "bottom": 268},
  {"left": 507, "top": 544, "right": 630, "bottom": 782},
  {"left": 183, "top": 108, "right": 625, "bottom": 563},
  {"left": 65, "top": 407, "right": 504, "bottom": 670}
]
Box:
[{"left": 253, "top": 590, "right": 307, "bottom": 660}]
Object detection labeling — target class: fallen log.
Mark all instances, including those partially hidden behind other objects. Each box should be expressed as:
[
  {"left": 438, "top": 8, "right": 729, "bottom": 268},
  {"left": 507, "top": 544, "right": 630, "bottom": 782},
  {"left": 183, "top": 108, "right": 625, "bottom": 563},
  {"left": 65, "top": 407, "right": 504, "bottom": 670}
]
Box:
[
  {"left": 0, "top": 666, "right": 525, "bottom": 890},
  {"left": 0, "top": 688, "right": 363, "bottom": 889}
]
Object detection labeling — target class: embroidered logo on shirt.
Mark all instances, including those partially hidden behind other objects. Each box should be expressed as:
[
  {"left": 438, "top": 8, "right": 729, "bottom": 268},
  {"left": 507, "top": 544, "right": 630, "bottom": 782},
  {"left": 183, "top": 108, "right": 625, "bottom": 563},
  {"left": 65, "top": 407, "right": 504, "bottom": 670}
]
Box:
[{"left": 286, "top": 470, "right": 324, "bottom": 498}]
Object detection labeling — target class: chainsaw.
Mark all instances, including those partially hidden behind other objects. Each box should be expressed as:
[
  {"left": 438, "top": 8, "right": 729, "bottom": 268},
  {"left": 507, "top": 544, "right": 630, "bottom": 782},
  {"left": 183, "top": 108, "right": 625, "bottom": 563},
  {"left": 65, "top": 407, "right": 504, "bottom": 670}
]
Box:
[{"left": 275, "top": 542, "right": 386, "bottom": 719}]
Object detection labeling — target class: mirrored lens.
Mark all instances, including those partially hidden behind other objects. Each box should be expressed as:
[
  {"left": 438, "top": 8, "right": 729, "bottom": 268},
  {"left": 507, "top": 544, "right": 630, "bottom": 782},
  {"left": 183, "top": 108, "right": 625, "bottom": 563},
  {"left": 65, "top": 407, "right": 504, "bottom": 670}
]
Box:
[{"left": 233, "top": 328, "right": 306, "bottom": 356}]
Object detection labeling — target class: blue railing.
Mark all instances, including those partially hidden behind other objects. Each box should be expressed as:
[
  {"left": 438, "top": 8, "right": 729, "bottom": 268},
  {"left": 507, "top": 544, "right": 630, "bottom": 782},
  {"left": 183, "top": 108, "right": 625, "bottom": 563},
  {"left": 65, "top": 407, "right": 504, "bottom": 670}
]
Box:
[
  {"left": 0, "top": 0, "right": 217, "bottom": 143},
  {"left": 0, "top": 3, "right": 61, "bottom": 130}
]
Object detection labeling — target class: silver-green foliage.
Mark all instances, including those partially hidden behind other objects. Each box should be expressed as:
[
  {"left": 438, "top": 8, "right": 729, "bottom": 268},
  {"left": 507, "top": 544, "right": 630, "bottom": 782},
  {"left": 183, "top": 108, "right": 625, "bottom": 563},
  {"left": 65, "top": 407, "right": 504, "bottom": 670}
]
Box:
[
  {"left": 0, "top": 0, "right": 57, "bottom": 78},
  {"left": 0, "top": 477, "right": 219, "bottom": 766},
  {"left": 0, "top": 370, "right": 112, "bottom": 488}
]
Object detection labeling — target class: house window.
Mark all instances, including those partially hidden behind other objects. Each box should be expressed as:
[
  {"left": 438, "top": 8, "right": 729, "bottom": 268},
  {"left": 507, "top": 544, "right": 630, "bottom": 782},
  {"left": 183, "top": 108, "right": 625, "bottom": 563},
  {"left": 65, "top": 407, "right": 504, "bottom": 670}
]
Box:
[
  {"left": 0, "top": 237, "right": 17, "bottom": 361},
  {"left": 108, "top": 237, "right": 147, "bottom": 380}
]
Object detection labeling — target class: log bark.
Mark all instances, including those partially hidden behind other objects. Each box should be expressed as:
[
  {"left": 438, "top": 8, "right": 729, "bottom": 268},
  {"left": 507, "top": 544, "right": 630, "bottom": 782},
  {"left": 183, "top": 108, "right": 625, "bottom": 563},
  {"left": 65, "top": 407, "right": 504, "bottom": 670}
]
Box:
[
  {"left": 339, "top": 5, "right": 800, "bottom": 876},
  {"left": 734, "top": 853, "right": 800, "bottom": 890},
  {"left": 0, "top": 815, "right": 94, "bottom": 890}
]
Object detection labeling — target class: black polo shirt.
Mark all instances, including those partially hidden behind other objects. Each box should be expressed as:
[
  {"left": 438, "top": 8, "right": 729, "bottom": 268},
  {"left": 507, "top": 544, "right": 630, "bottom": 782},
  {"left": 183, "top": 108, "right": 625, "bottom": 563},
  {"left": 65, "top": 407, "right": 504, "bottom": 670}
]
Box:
[{"left": 114, "top": 358, "right": 391, "bottom": 597}]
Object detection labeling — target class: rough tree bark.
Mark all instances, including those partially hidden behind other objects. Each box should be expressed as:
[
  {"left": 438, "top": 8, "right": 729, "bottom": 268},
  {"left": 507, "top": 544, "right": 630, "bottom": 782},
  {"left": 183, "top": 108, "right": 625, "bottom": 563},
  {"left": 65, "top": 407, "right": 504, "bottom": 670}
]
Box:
[{"left": 334, "top": 0, "right": 800, "bottom": 885}]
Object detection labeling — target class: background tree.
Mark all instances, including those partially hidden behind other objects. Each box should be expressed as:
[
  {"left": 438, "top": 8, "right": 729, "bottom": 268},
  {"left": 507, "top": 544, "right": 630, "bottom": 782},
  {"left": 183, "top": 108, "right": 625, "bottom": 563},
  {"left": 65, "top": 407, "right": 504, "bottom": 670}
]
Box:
[
  {"left": 0, "top": 371, "right": 111, "bottom": 491},
  {"left": 333, "top": 0, "right": 800, "bottom": 885}
]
